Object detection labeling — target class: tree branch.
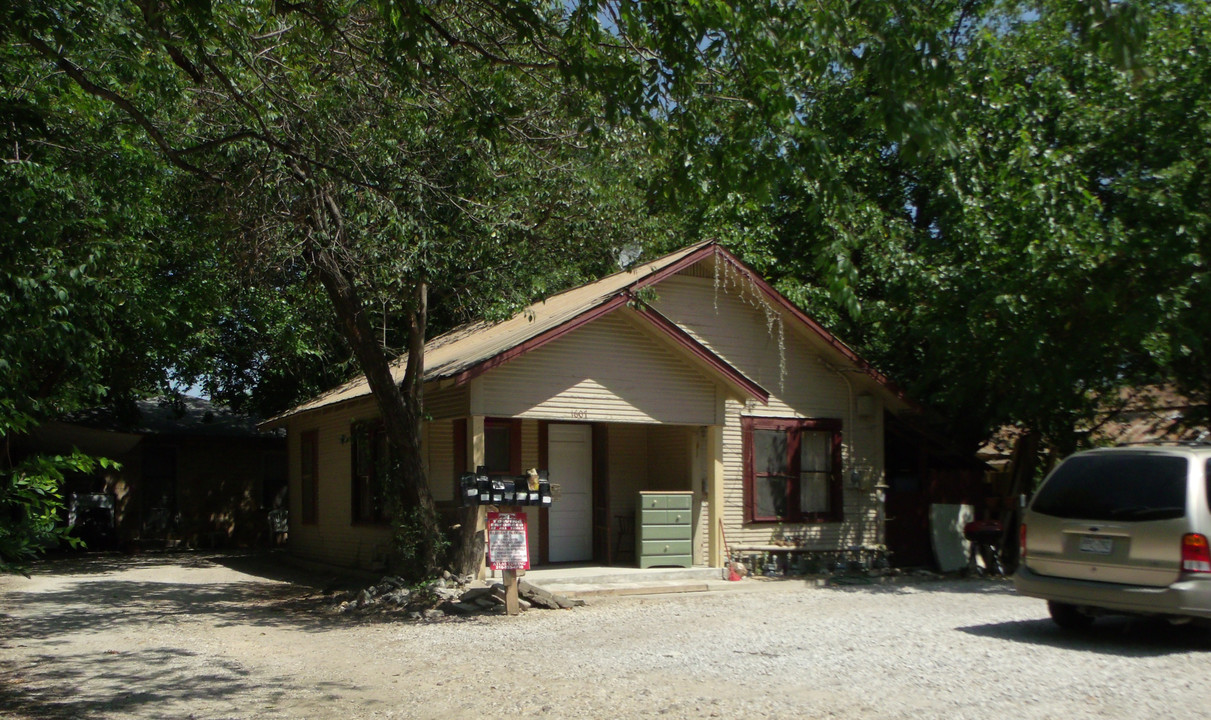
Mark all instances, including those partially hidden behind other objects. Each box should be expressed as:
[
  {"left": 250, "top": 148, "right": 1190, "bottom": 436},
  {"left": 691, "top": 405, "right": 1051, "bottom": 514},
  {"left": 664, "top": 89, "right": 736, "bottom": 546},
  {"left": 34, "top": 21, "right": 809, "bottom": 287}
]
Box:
[{"left": 21, "top": 32, "right": 219, "bottom": 182}]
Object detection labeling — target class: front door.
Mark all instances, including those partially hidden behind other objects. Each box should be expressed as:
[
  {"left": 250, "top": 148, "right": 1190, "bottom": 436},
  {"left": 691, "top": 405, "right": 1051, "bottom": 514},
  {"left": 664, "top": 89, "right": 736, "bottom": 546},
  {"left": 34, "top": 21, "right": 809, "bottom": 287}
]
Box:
[{"left": 547, "top": 423, "right": 593, "bottom": 562}]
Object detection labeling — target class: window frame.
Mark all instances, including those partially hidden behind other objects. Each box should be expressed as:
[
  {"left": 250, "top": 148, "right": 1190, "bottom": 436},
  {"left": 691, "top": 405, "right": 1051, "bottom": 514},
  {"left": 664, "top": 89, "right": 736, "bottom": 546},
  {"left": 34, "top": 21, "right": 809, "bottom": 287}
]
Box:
[
  {"left": 482, "top": 418, "right": 522, "bottom": 476},
  {"left": 742, "top": 416, "right": 843, "bottom": 524},
  {"left": 299, "top": 429, "right": 319, "bottom": 525},
  {"left": 350, "top": 420, "right": 390, "bottom": 525}
]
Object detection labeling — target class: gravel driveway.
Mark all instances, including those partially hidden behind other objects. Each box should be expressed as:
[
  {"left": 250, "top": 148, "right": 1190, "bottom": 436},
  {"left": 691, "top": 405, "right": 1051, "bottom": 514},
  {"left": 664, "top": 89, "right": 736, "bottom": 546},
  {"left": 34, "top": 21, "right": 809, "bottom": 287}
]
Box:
[{"left": 1, "top": 552, "right": 1207, "bottom": 719}]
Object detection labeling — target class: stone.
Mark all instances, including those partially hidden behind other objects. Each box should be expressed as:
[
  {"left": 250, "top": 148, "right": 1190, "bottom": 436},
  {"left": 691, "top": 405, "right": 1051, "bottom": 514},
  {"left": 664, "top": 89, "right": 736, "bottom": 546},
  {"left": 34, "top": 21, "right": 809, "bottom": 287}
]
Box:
[
  {"left": 383, "top": 589, "right": 411, "bottom": 606},
  {"left": 444, "top": 601, "right": 481, "bottom": 616},
  {"left": 517, "top": 580, "right": 577, "bottom": 610},
  {"left": 460, "top": 587, "right": 495, "bottom": 603}
]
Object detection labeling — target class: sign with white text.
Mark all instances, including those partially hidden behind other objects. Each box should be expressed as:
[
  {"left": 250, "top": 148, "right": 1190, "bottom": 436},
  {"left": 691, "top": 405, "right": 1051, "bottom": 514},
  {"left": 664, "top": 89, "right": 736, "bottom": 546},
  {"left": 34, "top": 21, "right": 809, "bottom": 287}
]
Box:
[{"left": 486, "top": 511, "right": 530, "bottom": 571}]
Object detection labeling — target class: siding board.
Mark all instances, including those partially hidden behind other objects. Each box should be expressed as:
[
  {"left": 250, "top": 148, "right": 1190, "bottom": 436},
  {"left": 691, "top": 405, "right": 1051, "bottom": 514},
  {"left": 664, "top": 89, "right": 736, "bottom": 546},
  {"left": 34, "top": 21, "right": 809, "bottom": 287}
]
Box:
[{"left": 481, "top": 314, "right": 719, "bottom": 425}]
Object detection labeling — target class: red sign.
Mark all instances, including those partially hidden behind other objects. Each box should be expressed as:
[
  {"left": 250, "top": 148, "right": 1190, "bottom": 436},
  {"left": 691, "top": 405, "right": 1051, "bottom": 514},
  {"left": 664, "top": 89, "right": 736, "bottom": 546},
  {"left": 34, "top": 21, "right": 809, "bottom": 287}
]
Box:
[{"left": 486, "top": 511, "right": 530, "bottom": 571}]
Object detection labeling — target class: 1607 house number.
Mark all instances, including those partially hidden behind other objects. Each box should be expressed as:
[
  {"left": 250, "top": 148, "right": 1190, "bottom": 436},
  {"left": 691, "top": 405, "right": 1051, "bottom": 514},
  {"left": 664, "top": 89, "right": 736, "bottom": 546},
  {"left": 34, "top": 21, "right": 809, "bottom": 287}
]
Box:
[{"left": 568, "top": 410, "right": 588, "bottom": 420}]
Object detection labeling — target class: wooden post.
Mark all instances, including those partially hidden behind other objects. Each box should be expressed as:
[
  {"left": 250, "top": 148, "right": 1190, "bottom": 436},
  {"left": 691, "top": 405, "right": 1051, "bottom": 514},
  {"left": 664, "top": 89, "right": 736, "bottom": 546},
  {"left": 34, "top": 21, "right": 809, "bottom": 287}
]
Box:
[
  {"left": 706, "top": 425, "right": 725, "bottom": 567},
  {"left": 503, "top": 568, "right": 522, "bottom": 616}
]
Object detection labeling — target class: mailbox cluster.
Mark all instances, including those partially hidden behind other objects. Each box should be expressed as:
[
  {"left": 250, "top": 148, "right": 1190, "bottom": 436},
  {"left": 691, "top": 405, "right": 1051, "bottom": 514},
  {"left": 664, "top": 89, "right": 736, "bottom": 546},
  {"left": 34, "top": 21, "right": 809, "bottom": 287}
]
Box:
[{"left": 460, "top": 467, "right": 551, "bottom": 507}]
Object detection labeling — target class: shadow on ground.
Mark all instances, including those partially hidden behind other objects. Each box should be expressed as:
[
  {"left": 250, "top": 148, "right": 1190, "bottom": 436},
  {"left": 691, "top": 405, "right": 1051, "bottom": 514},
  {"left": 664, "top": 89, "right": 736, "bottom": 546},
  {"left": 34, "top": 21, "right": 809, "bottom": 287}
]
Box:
[
  {"left": 956, "top": 616, "right": 1211, "bottom": 657},
  {"left": 0, "top": 551, "right": 402, "bottom": 647},
  {"left": 0, "top": 646, "right": 357, "bottom": 720}
]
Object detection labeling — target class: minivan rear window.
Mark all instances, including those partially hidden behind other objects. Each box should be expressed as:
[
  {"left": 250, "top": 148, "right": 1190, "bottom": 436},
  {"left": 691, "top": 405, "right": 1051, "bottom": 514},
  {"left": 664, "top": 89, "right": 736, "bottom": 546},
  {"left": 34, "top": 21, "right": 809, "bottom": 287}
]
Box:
[{"left": 1031, "top": 454, "right": 1188, "bottom": 521}]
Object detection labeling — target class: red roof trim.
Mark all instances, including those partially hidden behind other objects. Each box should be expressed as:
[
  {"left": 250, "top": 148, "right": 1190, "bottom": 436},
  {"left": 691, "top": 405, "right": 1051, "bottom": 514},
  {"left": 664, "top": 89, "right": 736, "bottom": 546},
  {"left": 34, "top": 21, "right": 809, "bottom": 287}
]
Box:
[
  {"left": 628, "top": 301, "right": 769, "bottom": 404},
  {"left": 710, "top": 246, "right": 915, "bottom": 407},
  {"left": 447, "top": 243, "right": 717, "bottom": 389},
  {"left": 448, "top": 293, "right": 630, "bottom": 387},
  {"left": 626, "top": 242, "right": 718, "bottom": 293}
]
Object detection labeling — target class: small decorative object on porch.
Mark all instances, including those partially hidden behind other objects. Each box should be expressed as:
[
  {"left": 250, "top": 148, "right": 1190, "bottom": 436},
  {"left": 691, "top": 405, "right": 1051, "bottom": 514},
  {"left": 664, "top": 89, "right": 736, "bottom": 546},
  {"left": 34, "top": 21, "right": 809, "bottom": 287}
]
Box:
[{"left": 487, "top": 511, "right": 530, "bottom": 615}]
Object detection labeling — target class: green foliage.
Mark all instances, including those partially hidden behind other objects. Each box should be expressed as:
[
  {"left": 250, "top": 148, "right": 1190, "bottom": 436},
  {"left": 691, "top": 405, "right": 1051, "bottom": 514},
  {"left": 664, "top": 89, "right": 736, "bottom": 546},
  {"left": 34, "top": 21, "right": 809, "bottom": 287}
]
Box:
[
  {"left": 0, "top": 429, "right": 117, "bottom": 576},
  {"left": 730, "top": 1, "right": 1211, "bottom": 450},
  {"left": 391, "top": 505, "right": 451, "bottom": 582}
]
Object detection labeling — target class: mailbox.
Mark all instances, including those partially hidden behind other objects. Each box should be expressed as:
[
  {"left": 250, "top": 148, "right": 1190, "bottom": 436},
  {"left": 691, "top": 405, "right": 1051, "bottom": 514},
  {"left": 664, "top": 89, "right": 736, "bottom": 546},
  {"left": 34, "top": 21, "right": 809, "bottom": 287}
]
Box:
[
  {"left": 459, "top": 472, "right": 479, "bottom": 507},
  {"left": 537, "top": 472, "right": 551, "bottom": 506},
  {"left": 459, "top": 469, "right": 550, "bottom": 506}
]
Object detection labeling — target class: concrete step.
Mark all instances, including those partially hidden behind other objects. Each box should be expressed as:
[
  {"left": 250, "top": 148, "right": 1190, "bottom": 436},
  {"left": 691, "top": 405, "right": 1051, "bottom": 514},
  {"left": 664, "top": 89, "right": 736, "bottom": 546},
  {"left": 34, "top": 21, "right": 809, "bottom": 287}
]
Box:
[{"left": 520, "top": 565, "right": 727, "bottom": 599}]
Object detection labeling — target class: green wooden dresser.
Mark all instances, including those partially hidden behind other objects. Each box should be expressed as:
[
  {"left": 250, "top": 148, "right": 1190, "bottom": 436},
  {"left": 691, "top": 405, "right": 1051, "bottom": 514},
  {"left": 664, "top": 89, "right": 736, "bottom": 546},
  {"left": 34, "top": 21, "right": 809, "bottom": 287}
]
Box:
[{"left": 636, "top": 491, "right": 694, "bottom": 568}]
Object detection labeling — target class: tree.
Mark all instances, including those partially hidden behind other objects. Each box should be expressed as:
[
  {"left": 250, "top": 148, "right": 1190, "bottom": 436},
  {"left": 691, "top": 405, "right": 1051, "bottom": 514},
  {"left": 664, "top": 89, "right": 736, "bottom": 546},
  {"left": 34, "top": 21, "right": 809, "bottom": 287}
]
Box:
[
  {"left": 4, "top": 0, "right": 963, "bottom": 576},
  {"left": 709, "top": 1, "right": 1207, "bottom": 453}
]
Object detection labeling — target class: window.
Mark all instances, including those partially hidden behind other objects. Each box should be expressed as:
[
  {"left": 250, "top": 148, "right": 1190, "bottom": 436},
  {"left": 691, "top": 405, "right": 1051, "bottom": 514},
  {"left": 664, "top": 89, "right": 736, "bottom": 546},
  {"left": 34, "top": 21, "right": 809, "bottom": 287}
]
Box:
[
  {"left": 483, "top": 419, "right": 521, "bottom": 476},
  {"left": 1032, "top": 453, "right": 1187, "bottom": 522},
  {"left": 300, "top": 430, "right": 318, "bottom": 525},
  {"left": 743, "top": 417, "right": 842, "bottom": 523},
  {"left": 351, "top": 421, "right": 389, "bottom": 524}
]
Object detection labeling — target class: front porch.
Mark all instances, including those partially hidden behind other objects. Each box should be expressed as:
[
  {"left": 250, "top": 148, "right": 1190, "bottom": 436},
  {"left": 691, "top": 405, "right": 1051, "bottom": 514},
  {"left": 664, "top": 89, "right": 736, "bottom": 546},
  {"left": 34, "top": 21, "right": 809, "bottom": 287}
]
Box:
[{"left": 452, "top": 417, "right": 726, "bottom": 571}]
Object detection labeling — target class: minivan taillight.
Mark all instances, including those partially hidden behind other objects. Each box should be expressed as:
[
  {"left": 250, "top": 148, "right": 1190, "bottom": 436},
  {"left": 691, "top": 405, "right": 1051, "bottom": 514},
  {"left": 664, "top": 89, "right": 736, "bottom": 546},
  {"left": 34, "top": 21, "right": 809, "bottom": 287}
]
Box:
[
  {"left": 1020, "top": 523, "right": 1027, "bottom": 559},
  {"left": 1181, "top": 534, "right": 1211, "bottom": 573}
]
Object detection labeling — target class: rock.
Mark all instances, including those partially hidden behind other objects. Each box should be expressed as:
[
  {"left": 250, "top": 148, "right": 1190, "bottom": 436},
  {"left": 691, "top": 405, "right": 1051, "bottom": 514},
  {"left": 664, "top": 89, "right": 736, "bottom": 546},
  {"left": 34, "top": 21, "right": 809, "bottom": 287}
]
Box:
[
  {"left": 357, "top": 589, "right": 374, "bottom": 606},
  {"left": 423, "top": 608, "right": 445, "bottom": 620},
  {"left": 406, "top": 610, "right": 422, "bottom": 620},
  {"left": 518, "top": 580, "right": 578, "bottom": 610},
  {"left": 383, "top": 589, "right": 411, "bottom": 606},
  {"left": 444, "top": 601, "right": 481, "bottom": 616},
  {"left": 434, "top": 587, "right": 461, "bottom": 603},
  {"left": 460, "top": 587, "right": 495, "bottom": 603}
]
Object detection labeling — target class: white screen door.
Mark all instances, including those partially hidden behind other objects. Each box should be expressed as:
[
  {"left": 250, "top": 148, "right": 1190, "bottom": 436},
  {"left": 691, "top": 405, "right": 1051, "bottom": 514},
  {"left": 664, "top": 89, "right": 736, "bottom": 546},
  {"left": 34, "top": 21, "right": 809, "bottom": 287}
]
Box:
[{"left": 547, "top": 423, "right": 593, "bottom": 562}]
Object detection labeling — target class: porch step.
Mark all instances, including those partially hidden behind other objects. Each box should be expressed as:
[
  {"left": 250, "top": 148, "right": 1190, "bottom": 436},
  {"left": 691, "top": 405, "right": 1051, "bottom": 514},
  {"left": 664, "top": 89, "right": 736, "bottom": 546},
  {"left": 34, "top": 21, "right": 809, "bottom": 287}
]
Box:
[{"left": 521, "top": 565, "right": 726, "bottom": 599}]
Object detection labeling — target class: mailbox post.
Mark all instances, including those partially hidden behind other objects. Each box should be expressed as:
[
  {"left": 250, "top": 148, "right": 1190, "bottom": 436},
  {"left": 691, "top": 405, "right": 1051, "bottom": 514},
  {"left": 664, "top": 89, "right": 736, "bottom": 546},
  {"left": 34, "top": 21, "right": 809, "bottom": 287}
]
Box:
[{"left": 486, "top": 511, "right": 529, "bottom": 615}]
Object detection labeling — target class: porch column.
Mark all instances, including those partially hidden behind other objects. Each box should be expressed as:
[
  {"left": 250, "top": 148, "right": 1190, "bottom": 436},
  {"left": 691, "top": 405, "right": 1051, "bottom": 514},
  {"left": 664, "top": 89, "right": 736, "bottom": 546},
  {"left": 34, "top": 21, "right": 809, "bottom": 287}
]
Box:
[
  {"left": 468, "top": 415, "right": 487, "bottom": 578},
  {"left": 706, "top": 424, "right": 725, "bottom": 568}
]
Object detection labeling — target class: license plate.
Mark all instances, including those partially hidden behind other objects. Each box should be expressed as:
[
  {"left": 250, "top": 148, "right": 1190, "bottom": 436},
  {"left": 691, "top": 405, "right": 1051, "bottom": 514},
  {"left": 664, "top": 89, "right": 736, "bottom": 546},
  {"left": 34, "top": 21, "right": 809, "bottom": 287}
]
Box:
[{"left": 1079, "top": 536, "right": 1113, "bottom": 555}]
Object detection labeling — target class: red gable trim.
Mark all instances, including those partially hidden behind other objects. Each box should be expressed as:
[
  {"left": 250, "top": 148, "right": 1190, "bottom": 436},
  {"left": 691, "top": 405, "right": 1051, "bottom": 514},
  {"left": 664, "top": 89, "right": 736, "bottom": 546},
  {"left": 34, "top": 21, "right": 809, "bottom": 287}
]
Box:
[
  {"left": 448, "top": 293, "right": 631, "bottom": 387},
  {"left": 710, "top": 245, "right": 914, "bottom": 407},
  {"left": 447, "top": 243, "right": 718, "bottom": 389},
  {"left": 627, "top": 300, "right": 769, "bottom": 404}
]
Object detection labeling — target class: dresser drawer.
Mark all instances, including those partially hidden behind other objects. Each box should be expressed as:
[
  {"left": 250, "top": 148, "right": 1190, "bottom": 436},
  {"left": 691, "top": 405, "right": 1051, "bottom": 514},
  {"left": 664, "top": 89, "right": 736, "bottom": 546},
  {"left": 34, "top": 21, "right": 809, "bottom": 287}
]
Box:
[
  {"left": 641, "top": 539, "right": 693, "bottom": 556},
  {"left": 664, "top": 494, "right": 692, "bottom": 510},
  {"left": 638, "top": 524, "right": 691, "bottom": 541},
  {"left": 639, "top": 554, "right": 693, "bottom": 569}
]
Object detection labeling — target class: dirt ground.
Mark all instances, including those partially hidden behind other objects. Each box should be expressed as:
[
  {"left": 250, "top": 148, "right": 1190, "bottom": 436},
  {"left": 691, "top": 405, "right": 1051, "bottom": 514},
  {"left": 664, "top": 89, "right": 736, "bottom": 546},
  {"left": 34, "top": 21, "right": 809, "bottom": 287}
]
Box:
[{"left": 2, "top": 551, "right": 1209, "bottom": 719}]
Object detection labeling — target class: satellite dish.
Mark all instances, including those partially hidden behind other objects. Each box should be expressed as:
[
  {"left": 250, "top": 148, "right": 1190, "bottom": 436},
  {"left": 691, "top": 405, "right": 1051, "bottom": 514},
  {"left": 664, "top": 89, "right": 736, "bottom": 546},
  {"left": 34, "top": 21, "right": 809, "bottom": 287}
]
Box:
[{"left": 615, "top": 242, "right": 642, "bottom": 270}]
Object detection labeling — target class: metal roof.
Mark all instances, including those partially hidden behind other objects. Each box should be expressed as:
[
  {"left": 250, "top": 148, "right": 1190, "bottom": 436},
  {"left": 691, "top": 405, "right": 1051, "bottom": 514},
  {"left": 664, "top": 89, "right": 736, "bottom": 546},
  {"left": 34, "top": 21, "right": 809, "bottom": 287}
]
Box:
[{"left": 265, "top": 241, "right": 911, "bottom": 426}]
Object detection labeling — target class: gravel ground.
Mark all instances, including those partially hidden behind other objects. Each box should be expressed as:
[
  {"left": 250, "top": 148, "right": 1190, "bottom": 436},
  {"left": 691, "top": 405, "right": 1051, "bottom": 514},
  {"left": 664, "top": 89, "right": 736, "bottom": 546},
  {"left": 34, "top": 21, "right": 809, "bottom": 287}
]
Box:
[{"left": 1, "top": 551, "right": 1208, "bottom": 719}]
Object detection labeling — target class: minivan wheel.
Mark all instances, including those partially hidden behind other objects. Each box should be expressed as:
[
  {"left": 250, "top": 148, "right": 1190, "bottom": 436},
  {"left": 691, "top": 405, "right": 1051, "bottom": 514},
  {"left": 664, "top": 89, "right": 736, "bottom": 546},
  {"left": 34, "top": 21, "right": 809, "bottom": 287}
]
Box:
[{"left": 1048, "top": 601, "right": 1094, "bottom": 630}]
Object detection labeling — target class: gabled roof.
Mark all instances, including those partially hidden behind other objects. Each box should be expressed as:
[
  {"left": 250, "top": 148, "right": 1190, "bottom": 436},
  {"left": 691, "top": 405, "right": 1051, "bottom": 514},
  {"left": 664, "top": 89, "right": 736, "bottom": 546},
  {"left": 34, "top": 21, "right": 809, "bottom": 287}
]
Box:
[{"left": 265, "top": 241, "right": 910, "bottom": 425}]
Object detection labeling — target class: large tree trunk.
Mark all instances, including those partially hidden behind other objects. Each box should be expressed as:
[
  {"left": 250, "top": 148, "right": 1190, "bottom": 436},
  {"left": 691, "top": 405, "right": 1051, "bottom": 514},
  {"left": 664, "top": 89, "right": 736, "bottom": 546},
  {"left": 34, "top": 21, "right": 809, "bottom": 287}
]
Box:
[
  {"left": 999, "top": 428, "right": 1041, "bottom": 572},
  {"left": 308, "top": 241, "right": 443, "bottom": 577}
]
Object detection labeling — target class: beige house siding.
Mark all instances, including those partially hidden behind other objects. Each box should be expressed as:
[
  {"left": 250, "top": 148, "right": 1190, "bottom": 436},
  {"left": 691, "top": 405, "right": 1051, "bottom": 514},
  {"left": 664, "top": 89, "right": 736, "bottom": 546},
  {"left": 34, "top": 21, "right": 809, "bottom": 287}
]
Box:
[
  {"left": 607, "top": 424, "right": 649, "bottom": 539},
  {"left": 425, "top": 384, "right": 468, "bottom": 421},
  {"left": 286, "top": 398, "right": 393, "bottom": 570},
  {"left": 656, "top": 272, "right": 887, "bottom": 554},
  {"left": 479, "top": 313, "right": 720, "bottom": 425},
  {"left": 426, "top": 419, "right": 455, "bottom": 503}
]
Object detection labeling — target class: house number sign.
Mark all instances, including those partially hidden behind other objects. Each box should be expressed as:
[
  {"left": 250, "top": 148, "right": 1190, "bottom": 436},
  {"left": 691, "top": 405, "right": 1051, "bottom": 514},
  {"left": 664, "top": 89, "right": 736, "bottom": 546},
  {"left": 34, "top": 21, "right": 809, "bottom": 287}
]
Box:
[{"left": 486, "top": 511, "right": 530, "bottom": 571}]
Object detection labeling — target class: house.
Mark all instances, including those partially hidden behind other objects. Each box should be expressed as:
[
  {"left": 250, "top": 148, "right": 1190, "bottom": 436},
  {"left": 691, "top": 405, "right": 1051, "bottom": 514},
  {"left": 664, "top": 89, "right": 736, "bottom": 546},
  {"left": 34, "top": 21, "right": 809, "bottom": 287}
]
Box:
[
  {"left": 25, "top": 397, "right": 287, "bottom": 549},
  {"left": 263, "top": 241, "right": 917, "bottom": 572}
]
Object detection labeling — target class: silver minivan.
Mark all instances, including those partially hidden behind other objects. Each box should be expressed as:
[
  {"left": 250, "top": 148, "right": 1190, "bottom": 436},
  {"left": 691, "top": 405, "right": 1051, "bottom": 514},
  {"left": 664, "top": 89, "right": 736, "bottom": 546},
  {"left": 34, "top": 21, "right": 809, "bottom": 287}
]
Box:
[{"left": 1014, "top": 445, "right": 1211, "bottom": 629}]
